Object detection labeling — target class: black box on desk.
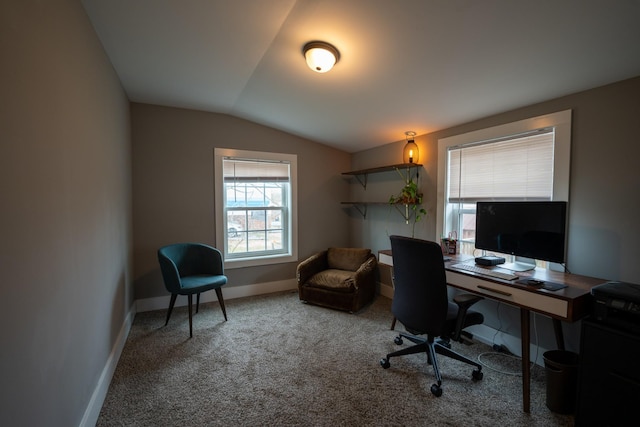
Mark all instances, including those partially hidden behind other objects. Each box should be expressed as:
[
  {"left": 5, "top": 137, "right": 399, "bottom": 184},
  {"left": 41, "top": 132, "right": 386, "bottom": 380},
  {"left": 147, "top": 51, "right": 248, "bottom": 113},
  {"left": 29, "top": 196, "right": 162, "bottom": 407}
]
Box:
[{"left": 475, "top": 256, "right": 505, "bottom": 266}]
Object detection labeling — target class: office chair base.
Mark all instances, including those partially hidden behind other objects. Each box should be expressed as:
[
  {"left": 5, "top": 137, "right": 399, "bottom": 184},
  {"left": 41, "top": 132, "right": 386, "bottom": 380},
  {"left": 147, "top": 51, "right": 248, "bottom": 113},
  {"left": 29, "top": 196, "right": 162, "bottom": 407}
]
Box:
[{"left": 380, "top": 332, "right": 484, "bottom": 396}]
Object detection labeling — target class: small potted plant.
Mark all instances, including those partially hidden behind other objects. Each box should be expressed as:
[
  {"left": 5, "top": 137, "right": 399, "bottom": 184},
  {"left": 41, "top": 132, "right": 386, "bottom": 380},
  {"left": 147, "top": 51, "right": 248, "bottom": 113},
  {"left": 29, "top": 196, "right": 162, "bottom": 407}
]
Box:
[
  {"left": 389, "top": 177, "right": 427, "bottom": 236},
  {"left": 389, "top": 178, "right": 422, "bottom": 205}
]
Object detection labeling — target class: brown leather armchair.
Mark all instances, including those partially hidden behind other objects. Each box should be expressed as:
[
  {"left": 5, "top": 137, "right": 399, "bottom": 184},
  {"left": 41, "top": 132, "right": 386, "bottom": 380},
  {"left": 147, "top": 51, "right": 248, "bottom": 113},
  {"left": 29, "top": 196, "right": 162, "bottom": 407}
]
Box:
[{"left": 297, "top": 247, "right": 377, "bottom": 313}]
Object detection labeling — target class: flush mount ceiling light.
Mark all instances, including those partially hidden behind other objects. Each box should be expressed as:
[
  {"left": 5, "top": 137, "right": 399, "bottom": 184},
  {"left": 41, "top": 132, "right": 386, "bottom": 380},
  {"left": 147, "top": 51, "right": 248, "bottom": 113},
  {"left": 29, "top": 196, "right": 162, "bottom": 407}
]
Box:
[{"left": 303, "top": 41, "right": 340, "bottom": 73}]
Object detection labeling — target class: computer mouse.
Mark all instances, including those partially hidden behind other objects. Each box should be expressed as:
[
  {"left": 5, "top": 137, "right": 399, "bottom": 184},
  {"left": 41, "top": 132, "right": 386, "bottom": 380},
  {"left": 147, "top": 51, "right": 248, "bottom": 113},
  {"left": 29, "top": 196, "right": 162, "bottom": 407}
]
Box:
[{"left": 526, "top": 279, "right": 544, "bottom": 287}]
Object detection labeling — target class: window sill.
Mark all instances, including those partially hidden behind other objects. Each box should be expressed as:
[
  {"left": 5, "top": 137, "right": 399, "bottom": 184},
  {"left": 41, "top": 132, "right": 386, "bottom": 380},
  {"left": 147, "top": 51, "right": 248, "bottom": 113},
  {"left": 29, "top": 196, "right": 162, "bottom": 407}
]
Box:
[{"left": 224, "top": 253, "right": 297, "bottom": 269}]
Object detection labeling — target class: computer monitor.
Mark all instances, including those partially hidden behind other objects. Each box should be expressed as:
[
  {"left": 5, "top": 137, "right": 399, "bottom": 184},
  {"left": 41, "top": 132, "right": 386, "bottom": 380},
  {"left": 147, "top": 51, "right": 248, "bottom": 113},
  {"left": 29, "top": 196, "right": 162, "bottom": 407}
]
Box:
[{"left": 475, "top": 201, "right": 567, "bottom": 271}]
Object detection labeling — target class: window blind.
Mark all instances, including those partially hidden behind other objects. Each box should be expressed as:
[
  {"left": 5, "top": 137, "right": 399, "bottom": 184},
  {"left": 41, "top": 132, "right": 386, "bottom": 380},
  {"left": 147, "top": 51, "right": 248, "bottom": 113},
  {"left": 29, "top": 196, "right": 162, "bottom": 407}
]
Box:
[
  {"left": 448, "top": 130, "right": 554, "bottom": 202},
  {"left": 223, "top": 158, "right": 290, "bottom": 182}
]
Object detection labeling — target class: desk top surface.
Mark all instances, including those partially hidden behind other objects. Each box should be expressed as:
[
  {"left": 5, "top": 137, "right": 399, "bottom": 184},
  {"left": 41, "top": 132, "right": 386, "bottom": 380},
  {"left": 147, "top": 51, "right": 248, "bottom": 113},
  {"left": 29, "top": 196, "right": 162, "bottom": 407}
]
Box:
[{"left": 378, "top": 250, "right": 607, "bottom": 301}]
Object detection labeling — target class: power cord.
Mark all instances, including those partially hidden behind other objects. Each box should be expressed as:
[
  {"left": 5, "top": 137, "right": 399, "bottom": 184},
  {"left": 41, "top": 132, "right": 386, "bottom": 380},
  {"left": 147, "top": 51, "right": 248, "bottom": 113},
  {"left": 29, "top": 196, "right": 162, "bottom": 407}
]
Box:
[
  {"left": 477, "top": 301, "right": 541, "bottom": 375},
  {"left": 532, "top": 312, "right": 540, "bottom": 368},
  {"left": 476, "top": 302, "right": 522, "bottom": 375},
  {"left": 490, "top": 301, "right": 503, "bottom": 346},
  {"left": 477, "top": 351, "right": 522, "bottom": 376}
]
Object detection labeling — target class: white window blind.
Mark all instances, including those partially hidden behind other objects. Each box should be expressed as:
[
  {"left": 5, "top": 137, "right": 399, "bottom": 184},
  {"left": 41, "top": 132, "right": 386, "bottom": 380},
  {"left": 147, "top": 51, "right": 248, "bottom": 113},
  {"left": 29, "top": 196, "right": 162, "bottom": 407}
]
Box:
[
  {"left": 448, "top": 129, "right": 554, "bottom": 202},
  {"left": 223, "top": 158, "right": 290, "bottom": 182}
]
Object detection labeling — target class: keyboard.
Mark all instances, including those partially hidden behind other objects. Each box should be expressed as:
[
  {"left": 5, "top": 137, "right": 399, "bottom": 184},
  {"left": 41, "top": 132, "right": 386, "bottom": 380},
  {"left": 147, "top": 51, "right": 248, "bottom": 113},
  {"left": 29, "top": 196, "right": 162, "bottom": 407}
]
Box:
[{"left": 449, "top": 263, "right": 519, "bottom": 281}]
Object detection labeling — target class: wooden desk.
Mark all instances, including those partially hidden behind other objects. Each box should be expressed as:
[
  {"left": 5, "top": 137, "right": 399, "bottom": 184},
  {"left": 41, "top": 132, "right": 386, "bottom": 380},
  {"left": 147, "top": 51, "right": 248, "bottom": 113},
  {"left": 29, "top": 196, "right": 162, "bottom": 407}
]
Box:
[{"left": 378, "top": 250, "right": 606, "bottom": 413}]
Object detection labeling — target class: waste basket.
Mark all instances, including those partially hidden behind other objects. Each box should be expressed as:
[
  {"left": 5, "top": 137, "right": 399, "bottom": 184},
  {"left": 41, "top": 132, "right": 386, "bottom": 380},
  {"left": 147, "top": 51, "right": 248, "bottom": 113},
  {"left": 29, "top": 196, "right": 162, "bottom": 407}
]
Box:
[{"left": 543, "top": 350, "right": 579, "bottom": 414}]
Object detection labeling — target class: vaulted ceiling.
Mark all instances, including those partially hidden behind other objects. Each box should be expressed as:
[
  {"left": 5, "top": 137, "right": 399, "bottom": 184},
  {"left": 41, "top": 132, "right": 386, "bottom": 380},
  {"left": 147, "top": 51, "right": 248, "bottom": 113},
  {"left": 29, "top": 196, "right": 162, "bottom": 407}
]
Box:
[{"left": 82, "top": 0, "right": 640, "bottom": 152}]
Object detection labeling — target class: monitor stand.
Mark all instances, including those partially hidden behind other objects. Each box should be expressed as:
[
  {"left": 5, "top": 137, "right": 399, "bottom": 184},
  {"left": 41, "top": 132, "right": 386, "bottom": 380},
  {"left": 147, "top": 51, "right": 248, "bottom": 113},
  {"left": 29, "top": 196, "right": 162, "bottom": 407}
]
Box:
[{"left": 502, "top": 261, "right": 536, "bottom": 272}]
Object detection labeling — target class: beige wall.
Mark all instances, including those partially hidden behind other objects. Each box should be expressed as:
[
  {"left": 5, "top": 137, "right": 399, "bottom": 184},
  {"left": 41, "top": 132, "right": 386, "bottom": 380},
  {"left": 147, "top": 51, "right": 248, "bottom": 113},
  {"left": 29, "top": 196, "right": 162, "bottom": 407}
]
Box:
[
  {"left": 131, "top": 103, "right": 351, "bottom": 300},
  {"left": 347, "top": 135, "right": 439, "bottom": 249},
  {"left": 0, "top": 1, "right": 132, "bottom": 426},
  {"left": 351, "top": 76, "right": 640, "bottom": 353},
  {"left": 353, "top": 76, "right": 640, "bottom": 284}
]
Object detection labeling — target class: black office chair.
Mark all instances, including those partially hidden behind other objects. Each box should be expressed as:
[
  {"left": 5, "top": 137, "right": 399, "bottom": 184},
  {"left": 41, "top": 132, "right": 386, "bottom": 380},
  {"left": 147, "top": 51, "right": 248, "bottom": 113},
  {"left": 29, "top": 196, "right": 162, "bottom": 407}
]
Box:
[{"left": 380, "top": 236, "right": 484, "bottom": 397}]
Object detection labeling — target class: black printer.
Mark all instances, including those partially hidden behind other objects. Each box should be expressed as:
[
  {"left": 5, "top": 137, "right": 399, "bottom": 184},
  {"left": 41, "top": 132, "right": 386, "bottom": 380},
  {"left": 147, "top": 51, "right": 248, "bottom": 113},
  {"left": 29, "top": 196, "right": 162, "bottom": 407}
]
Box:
[
  {"left": 591, "top": 281, "right": 640, "bottom": 334},
  {"left": 576, "top": 281, "right": 640, "bottom": 425}
]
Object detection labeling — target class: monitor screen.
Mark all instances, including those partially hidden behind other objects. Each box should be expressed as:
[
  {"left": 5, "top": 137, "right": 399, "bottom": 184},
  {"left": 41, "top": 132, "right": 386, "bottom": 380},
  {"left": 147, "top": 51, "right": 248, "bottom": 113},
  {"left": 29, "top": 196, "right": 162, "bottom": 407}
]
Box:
[{"left": 475, "top": 201, "right": 567, "bottom": 266}]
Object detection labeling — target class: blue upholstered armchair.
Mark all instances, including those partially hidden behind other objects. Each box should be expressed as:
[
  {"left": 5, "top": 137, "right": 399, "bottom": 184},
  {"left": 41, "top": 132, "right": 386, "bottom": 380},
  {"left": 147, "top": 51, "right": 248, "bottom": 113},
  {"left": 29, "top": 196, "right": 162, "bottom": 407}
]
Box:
[{"left": 157, "top": 243, "right": 228, "bottom": 337}]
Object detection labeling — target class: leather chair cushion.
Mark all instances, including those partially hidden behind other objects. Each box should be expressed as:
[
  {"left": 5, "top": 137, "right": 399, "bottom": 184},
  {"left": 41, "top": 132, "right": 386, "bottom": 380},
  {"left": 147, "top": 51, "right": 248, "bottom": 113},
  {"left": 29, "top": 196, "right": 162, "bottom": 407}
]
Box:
[
  {"left": 327, "top": 247, "right": 371, "bottom": 271},
  {"left": 306, "top": 269, "right": 356, "bottom": 293}
]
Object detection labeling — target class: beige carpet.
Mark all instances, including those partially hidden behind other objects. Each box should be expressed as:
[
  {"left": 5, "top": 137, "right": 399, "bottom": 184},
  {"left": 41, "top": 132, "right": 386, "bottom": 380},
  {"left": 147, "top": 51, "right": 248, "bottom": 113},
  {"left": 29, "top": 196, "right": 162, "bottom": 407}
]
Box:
[{"left": 97, "top": 290, "right": 574, "bottom": 426}]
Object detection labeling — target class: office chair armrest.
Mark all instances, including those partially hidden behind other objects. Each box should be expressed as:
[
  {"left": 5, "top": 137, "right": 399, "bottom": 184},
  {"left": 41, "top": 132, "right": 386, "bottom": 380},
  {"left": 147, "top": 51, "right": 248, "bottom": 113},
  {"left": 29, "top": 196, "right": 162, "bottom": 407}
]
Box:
[
  {"left": 453, "top": 293, "right": 483, "bottom": 310},
  {"left": 296, "top": 250, "right": 328, "bottom": 285},
  {"left": 451, "top": 293, "right": 484, "bottom": 342}
]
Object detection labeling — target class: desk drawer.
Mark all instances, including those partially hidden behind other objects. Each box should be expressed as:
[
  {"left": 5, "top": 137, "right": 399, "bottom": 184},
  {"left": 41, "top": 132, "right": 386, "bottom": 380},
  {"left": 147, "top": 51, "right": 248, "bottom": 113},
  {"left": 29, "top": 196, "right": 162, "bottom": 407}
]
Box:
[{"left": 447, "top": 271, "right": 569, "bottom": 318}]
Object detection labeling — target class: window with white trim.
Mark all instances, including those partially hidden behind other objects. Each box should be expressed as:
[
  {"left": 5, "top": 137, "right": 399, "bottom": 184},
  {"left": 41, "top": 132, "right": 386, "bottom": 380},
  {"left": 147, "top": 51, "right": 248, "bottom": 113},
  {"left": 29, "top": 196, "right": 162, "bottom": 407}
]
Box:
[
  {"left": 215, "top": 148, "right": 298, "bottom": 268},
  {"left": 436, "top": 110, "right": 571, "bottom": 263}
]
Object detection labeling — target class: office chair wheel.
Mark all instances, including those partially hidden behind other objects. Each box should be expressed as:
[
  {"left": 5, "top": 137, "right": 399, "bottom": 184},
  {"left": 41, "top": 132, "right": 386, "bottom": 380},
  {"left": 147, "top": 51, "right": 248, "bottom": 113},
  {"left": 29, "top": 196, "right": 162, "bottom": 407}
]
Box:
[
  {"left": 472, "top": 369, "right": 483, "bottom": 381},
  {"left": 430, "top": 384, "right": 443, "bottom": 397},
  {"left": 380, "top": 358, "right": 391, "bottom": 369},
  {"left": 394, "top": 336, "right": 403, "bottom": 345}
]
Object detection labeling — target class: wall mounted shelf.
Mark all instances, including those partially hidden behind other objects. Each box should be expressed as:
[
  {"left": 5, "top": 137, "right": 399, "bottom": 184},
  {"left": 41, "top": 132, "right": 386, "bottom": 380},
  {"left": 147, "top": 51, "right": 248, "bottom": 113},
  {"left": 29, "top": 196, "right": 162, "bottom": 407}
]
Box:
[
  {"left": 341, "top": 163, "right": 423, "bottom": 219},
  {"left": 341, "top": 163, "right": 422, "bottom": 189}
]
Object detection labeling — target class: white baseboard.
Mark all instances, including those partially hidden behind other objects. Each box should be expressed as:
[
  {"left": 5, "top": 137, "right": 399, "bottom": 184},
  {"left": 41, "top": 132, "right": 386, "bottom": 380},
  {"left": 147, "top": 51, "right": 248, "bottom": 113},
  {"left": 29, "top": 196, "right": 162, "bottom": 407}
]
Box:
[
  {"left": 80, "top": 303, "right": 136, "bottom": 427},
  {"left": 379, "top": 282, "right": 393, "bottom": 299},
  {"left": 466, "top": 324, "right": 550, "bottom": 366},
  {"left": 135, "top": 278, "right": 298, "bottom": 312},
  {"left": 82, "top": 278, "right": 296, "bottom": 427}
]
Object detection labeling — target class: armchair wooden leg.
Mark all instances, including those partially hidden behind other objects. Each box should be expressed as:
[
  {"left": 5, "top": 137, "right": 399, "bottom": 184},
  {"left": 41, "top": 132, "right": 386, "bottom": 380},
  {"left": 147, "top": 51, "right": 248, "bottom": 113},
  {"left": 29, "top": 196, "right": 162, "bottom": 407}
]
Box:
[
  {"left": 165, "top": 294, "right": 178, "bottom": 326},
  {"left": 390, "top": 316, "right": 397, "bottom": 330},
  {"left": 188, "top": 294, "right": 193, "bottom": 338},
  {"left": 196, "top": 292, "right": 201, "bottom": 314},
  {"left": 215, "top": 288, "right": 228, "bottom": 321}
]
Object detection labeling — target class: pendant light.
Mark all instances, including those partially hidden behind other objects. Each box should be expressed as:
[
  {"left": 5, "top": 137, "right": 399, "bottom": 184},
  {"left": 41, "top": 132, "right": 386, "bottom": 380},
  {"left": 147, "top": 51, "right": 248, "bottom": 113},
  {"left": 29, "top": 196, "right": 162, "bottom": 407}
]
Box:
[{"left": 403, "top": 131, "right": 419, "bottom": 163}]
